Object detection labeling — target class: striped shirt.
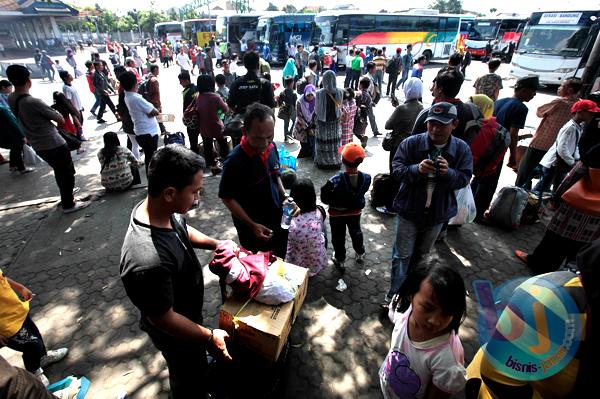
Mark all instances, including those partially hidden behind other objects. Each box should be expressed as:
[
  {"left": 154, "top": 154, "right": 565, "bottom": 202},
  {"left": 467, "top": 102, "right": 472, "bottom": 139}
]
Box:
[{"left": 373, "top": 56, "right": 387, "bottom": 71}]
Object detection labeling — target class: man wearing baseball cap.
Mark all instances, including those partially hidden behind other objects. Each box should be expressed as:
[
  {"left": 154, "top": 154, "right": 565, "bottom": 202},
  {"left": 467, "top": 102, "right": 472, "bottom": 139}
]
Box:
[
  {"left": 386, "top": 102, "right": 472, "bottom": 303},
  {"left": 320, "top": 143, "right": 372, "bottom": 272},
  {"left": 535, "top": 99, "right": 600, "bottom": 195}
]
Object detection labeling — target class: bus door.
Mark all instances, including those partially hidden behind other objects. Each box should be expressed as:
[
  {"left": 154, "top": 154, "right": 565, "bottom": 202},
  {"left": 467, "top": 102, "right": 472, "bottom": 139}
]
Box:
[{"left": 437, "top": 17, "right": 453, "bottom": 56}]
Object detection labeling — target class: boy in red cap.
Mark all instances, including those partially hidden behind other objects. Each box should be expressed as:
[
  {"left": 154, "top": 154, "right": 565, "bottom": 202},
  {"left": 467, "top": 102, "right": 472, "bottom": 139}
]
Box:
[
  {"left": 535, "top": 99, "right": 600, "bottom": 195},
  {"left": 320, "top": 143, "right": 372, "bottom": 272}
]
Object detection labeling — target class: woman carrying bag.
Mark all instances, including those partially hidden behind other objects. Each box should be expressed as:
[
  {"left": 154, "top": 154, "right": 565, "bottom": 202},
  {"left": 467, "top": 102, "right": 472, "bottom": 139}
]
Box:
[{"left": 293, "top": 84, "right": 317, "bottom": 158}]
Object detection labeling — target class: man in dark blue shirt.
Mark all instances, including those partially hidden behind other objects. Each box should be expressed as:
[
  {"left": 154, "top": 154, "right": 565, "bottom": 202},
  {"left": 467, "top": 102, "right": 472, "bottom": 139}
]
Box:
[
  {"left": 219, "top": 103, "right": 288, "bottom": 257},
  {"left": 387, "top": 103, "right": 472, "bottom": 303}
]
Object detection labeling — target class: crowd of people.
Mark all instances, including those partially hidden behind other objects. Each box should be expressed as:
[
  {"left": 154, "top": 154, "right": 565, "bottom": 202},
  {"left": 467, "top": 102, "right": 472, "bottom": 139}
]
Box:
[{"left": 1, "top": 38, "right": 599, "bottom": 399}]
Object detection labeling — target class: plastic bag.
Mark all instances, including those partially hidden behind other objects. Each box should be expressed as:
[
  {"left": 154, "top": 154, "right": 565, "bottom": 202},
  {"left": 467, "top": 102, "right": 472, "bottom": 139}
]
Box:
[
  {"left": 449, "top": 184, "right": 476, "bottom": 225},
  {"left": 22, "top": 144, "right": 44, "bottom": 166},
  {"left": 48, "top": 375, "right": 90, "bottom": 399},
  {"left": 253, "top": 268, "right": 296, "bottom": 305}
]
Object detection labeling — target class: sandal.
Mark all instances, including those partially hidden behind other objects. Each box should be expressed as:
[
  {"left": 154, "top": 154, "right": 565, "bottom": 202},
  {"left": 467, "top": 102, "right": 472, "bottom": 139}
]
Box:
[{"left": 514, "top": 250, "right": 529, "bottom": 265}]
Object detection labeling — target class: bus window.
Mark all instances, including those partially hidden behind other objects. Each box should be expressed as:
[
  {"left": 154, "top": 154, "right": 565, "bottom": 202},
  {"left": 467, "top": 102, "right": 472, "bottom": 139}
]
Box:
[
  {"left": 418, "top": 16, "right": 438, "bottom": 32},
  {"left": 447, "top": 17, "right": 460, "bottom": 33},
  {"left": 397, "top": 15, "right": 418, "bottom": 31},
  {"left": 375, "top": 15, "right": 398, "bottom": 31},
  {"left": 348, "top": 15, "right": 375, "bottom": 39},
  {"left": 335, "top": 16, "right": 350, "bottom": 43}
]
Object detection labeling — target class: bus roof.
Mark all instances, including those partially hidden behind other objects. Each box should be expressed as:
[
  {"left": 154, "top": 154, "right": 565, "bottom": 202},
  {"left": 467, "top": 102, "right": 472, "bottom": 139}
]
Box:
[
  {"left": 315, "top": 10, "right": 467, "bottom": 18},
  {"left": 155, "top": 21, "right": 182, "bottom": 26},
  {"left": 474, "top": 14, "right": 529, "bottom": 21},
  {"left": 183, "top": 18, "right": 215, "bottom": 22},
  {"left": 221, "top": 11, "right": 282, "bottom": 18},
  {"left": 258, "top": 13, "right": 316, "bottom": 21}
]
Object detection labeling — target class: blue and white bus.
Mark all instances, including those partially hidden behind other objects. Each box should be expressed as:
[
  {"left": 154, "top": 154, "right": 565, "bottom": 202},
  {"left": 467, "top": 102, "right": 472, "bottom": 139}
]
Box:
[
  {"left": 256, "top": 13, "right": 316, "bottom": 64},
  {"left": 510, "top": 10, "right": 600, "bottom": 85}
]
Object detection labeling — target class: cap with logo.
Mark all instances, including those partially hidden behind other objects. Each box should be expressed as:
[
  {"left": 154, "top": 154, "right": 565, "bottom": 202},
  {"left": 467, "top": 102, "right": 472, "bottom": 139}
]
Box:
[
  {"left": 424, "top": 102, "right": 458, "bottom": 125},
  {"left": 571, "top": 99, "right": 600, "bottom": 113}
]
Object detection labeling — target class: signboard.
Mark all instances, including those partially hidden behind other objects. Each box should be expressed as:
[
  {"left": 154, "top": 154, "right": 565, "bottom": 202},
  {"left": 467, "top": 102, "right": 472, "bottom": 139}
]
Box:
[{"left": 539, "top": 13, "right": 582, "bottom": 25}]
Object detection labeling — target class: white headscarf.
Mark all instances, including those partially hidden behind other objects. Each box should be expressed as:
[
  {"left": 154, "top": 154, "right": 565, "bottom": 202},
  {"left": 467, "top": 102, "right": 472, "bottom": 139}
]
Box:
[{"left": 403, "top": 77, "right": 423, "bottom": 101}]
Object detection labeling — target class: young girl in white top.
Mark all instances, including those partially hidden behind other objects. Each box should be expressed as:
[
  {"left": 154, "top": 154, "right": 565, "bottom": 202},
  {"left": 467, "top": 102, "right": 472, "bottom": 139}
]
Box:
[{"left": 380, "top": 263, "right": 467, "bottom": 399}]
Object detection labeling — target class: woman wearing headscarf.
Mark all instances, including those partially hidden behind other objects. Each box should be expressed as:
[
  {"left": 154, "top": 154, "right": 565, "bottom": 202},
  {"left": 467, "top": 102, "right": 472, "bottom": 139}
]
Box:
[
  {"left": 193, "top": 74, "right": 229, "bottom": 175},
  {"left": 293, "top": 84, "right": 317, "bottom": 158},
  {"left": 384, "top": 77, "right": 424, "bottom": 172},
  {"left": 468, "top": 94, "right": 510, "bottom": 221},
  {"left": 282, "top": 57, "right": 298, "bottom": 86},
  {"left": 314, "top": 70, "right": 344, "bottom": 169},
  {"left": 65, "top": 48, "right": 80, "bottom": 78}
]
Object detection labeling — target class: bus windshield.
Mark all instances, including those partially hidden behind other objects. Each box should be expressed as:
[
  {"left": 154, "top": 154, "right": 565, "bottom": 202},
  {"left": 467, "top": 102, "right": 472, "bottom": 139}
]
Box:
[
  {"left": 469, "top": 20, "right": 498, "bottom": 40},
  {"left": 311, "top": 16, "right": 335, "bottom": 46},
  {"left": 257, "top": 18, "right": 269, "bottom": 42},
  {"left": 216, "top": 16, "right": 228, "bottom": 42},
  {"left": 229, "top": 16, "right": 259, "bottom": 42},
  {"left": 518, "top": 24, "right": 590, "bottom": 56}
]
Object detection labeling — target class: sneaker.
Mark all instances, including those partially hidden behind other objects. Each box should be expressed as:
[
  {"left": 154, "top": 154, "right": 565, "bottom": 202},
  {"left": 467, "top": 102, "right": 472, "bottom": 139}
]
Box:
[
  {"left": 514, "top": 250, "right": 529, "bottom": 265},
  {"left": 40, "top": 347, "right": 68, "bottom": 367},
  {"left": 97, "top": 118, "right": 107, "bottom": 124},
  {"left": 19, "top": 167, "right": 35, "bottom": 174},
  {"left": 376, "top": 206, "right": 397, "bottom": 215},
  {"left": 332, "top": 256, "right": 346, "bottom": 273},
  {"left": 373, "top": 132, "right": 381, "bottom": 137},
  {"left": 63, "top": 201, "right": 90, "bottom": 214},
  {"left": 9, "top": 166, "right": 18, "bottom": 172},
  {"left": 90, "top": 110, "right": 97, "bottom": 116},
  {"left": 34, "top": 368, "right": 49, "bottom": 387},
  {"left": 356, "top": 253, "right": 365, "bottom": 264}
]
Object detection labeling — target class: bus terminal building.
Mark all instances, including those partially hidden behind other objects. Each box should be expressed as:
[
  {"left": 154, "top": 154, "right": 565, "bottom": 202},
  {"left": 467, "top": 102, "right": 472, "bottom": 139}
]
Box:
[{"left": 0, "top": 0, "right": 78, "bottom": 52}]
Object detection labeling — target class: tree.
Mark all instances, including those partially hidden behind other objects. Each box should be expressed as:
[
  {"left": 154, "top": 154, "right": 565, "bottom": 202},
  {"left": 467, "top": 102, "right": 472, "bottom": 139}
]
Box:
[
  {"left": 266, "top": 2, "right": 278, "bottom": 11},
  {"left": 429, "top": 0, "right": 463, "bottom": 13},
  {"left": 139, "top": 9, "right": 168, "bottom": 34},
  {"left": 282, "top": 4, "right": 297, "bottom": 13},
  {"left": 489, "top": 8, "right": 497, "bottom": 15}
]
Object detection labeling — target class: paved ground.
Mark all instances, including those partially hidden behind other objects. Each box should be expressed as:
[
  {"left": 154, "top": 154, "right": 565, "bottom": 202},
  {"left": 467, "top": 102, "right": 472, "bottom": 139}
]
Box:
[{"left": 0, "top": 49, "right": 552, "bottom": 398}]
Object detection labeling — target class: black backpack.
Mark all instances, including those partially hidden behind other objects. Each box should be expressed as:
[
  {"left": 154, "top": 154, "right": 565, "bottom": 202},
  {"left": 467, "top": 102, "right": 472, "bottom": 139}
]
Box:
[
  {"left": 296, "top": 77, "right": 308, "bottom": 95},
  {"left": 137, "top": 77, "right": 150, "bottom": 101}
]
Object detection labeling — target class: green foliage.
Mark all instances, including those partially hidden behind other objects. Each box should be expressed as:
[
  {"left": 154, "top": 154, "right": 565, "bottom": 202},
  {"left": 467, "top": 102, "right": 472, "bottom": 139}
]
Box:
[
  {"left": 428, "top": 0, "right": 463, "bottom": 13},
  {"left": 139, "top": 10, "right": 168, "bottom": 34},
  {"left": 266, "top": 2, "right": 278, "bottom": 11},
  {"left": 282, "top": 5, "right": 297, "bottom": 13}
]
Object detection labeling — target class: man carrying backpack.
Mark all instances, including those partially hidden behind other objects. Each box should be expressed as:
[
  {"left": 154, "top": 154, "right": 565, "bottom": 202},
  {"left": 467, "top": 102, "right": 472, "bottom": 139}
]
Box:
[
  {"left": 386, "top": 48, "right": 402, "bottom": 97},
  {"left": 467, "top": 94, "right": 511, "bottom": 221}
]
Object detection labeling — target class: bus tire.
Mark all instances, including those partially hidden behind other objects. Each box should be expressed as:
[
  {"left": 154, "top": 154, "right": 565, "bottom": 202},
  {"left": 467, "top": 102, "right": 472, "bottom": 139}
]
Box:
[{"left": 423, "top": 50, "right": 433, "bottom": 61}]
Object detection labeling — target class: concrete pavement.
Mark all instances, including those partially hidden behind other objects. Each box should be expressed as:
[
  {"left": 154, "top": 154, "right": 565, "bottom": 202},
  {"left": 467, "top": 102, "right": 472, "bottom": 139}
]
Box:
[{"left": 1, "top": 49, "right": 551, "bottom": 398}]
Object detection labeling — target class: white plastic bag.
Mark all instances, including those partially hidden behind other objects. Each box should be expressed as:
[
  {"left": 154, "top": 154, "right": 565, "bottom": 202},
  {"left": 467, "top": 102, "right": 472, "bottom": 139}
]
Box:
[
  {"left": 449, "top": 184, "right": 476, "bottom": 225},
  {"left": 254, "top": 268, "right": 296, "bottom": 305},
  {"left": 22, "top": 144, "right": 44, "bottom": 166}
]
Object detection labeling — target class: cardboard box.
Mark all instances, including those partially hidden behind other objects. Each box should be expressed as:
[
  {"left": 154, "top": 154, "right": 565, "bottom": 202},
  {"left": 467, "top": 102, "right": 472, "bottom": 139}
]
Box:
[{"left": 219, "top": 261, "right": 309, "bottom": 362}]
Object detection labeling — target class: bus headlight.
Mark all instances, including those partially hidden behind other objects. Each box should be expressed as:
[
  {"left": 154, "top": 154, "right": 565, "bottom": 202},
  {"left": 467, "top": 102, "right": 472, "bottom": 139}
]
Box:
[{"left": 556, "top": 68, "right": 576, "bottom": 73}]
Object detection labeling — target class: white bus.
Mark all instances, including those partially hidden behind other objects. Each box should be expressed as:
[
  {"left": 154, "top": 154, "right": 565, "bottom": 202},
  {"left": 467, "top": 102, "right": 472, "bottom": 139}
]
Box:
[
  {"left": 510, "top": 11, "right": 600, "bottom": 85},
  {"left": 154, "top": 22, "right": 184, "bottom": 45},
  {"left": 310, "top": 10, "right": 462, "bottom": 66},
  {"left": 216, "top": 11, "right": 281, "bottom": 55}
]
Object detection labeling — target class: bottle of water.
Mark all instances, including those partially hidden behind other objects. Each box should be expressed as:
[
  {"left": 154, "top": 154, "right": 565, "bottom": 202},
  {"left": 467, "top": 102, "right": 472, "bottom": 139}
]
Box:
[{"left": 280, "top": 197, "right": 295, "bottom": 229}]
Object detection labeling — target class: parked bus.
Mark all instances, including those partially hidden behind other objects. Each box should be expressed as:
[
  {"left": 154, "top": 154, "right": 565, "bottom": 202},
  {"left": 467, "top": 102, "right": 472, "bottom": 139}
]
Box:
[
  {"left": 310, "top": 10, "right": 461, "bottom": 67},
  {"left": 457, "top": 14, "right": 475, "bottom": 51},
  {"left": 255, "top": 13, "right": 316, "bottom": 64},
  {"left": 183, "top": 18, "right": 216, "bottom": 46},
  {"left": 465, "top": 14, "right": 528, "bottom": 58},
  {"left": 510, "top": 10, "right": 600, "bottom": 85},
  {"left": 216, "top": 12, "right": 281, "bottom": 55},
  {"left": 154, "top": 22, "right": 184, "bottom": 45}
]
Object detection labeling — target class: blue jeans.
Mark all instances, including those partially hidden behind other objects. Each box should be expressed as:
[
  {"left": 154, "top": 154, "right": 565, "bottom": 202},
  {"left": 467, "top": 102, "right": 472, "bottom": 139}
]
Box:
[
  {"left": 91, "top": 92, "right": 101, "bottom": 113},
  {"left": 388, "top": 215, "right": 444, "bottom": 299},
  {"left": 397, "top": 69, "right": 410, "bottom": 89}
]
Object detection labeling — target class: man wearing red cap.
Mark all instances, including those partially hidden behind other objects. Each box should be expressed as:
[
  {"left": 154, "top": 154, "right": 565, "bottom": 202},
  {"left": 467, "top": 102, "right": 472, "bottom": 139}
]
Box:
[{"left": 534, "top": 99, "right": 600, "bottom": 195}]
